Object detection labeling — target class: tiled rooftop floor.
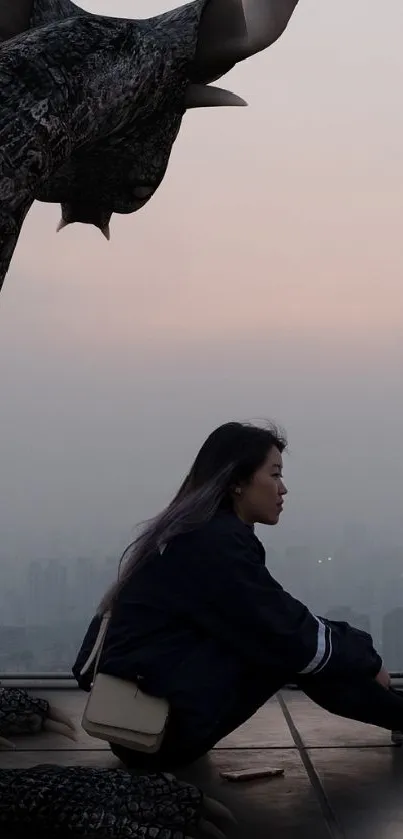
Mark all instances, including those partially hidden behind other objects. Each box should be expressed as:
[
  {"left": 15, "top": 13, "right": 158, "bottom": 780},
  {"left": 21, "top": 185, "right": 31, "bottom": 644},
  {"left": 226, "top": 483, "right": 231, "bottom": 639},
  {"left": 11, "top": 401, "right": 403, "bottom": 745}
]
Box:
[{"left": 1, "top": 686, "right": 403, "bottom": 838}]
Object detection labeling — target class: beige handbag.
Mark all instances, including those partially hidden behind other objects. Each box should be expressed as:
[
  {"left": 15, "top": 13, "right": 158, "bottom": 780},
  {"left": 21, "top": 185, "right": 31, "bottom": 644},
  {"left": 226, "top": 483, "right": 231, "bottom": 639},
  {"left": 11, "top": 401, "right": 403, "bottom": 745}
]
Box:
[{"left": 80, "top": 611, "right": 169, "bottom": 753}]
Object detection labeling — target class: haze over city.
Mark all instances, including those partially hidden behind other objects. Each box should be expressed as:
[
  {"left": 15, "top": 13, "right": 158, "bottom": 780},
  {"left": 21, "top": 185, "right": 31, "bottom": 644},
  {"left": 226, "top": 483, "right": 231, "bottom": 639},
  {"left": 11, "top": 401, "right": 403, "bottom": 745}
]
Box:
[{"left": 1, "top": 0, "right": 402, "bottom": 670}]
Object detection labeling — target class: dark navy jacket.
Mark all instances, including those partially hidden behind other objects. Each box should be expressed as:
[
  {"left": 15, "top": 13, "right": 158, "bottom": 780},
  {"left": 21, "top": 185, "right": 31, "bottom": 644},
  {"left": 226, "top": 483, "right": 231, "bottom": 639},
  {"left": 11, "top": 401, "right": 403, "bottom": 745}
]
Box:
[{"left": 73, "top": 512, "right": 381, "bottom": 746}]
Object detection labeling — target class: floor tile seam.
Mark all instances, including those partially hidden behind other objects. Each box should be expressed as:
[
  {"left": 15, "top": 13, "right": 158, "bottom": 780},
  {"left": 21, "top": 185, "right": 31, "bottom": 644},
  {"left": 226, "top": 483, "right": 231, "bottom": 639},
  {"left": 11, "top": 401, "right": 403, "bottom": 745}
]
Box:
[{"left": 277, "top": 692, "right": 346, "bottom": 839}]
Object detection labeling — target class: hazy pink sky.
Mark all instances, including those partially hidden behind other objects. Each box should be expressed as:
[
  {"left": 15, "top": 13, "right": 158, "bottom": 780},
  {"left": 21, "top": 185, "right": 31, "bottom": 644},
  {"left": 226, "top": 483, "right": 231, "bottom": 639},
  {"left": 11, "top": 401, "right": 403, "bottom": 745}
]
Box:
[{"left": 0, "top": 0, "right": 402, "bottom": 564}]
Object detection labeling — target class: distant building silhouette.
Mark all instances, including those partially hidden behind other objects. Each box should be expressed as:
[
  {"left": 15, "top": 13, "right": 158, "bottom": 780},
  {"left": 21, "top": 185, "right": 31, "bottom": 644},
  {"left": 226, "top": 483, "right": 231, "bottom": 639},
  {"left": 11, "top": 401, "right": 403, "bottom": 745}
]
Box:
[{"left": 382, "top": 608, "right": 403, "bottom": 671}]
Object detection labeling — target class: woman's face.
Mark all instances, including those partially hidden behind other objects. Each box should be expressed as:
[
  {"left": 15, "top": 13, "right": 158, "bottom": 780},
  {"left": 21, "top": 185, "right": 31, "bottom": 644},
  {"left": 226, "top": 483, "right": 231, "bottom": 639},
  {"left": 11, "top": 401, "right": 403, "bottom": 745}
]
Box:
[{"left": 234, "top": 446, "right": 287, "bottom": 526}]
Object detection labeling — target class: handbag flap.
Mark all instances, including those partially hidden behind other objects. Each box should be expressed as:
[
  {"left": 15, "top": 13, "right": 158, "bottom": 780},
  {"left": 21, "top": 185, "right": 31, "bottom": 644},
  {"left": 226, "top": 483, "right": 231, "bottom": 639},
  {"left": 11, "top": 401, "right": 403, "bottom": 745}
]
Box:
[{"left": 84, "top": 673, "right": 168, "bottom": 736}]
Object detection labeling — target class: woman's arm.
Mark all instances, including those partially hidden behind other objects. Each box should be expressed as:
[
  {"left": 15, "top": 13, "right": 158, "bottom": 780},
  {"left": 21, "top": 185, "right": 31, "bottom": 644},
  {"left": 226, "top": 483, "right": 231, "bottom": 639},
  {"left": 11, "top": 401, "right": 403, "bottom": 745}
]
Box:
[{"left": 169, "top": 529, "right": 383, "bottom": 681}]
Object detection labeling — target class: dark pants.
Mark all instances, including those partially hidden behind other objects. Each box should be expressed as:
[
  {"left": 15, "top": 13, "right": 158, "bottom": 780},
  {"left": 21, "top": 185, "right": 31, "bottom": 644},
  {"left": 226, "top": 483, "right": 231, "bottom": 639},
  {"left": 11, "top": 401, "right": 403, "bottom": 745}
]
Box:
[{"left": 110, "top": 674, "right": 403, "bottom": 772}]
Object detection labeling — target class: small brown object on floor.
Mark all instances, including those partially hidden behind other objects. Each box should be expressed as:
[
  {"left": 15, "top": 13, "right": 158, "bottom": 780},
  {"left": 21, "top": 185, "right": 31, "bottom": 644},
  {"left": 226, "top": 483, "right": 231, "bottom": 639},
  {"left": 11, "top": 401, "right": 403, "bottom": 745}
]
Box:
[{"left": 219, "top": 768, "right": 285, "bottom": 782}]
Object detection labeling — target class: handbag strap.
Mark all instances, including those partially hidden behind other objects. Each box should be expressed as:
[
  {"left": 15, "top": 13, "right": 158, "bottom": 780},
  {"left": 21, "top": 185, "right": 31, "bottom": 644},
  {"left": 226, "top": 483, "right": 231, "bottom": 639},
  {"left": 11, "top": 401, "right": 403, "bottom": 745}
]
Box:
[
  {"left": 79, "top": 544, "right": 168, "bottom": 680},
  {"left": 80, "top": 611, "right": 111, "bottom": 678}
]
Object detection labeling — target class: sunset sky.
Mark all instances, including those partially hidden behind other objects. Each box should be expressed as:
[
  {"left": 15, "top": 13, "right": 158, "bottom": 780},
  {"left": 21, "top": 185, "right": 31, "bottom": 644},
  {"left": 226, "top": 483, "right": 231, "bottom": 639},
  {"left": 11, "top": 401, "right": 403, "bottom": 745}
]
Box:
[{"left": 1, "top": 0, "right": 402, "bottom": 566}]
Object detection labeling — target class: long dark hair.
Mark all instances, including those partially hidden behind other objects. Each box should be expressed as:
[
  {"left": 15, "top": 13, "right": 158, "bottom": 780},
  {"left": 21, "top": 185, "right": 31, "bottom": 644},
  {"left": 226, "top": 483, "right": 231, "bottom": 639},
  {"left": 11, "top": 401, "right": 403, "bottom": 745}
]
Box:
[{"left": 98, "top": 421, "right": 286, "bottom": 613}]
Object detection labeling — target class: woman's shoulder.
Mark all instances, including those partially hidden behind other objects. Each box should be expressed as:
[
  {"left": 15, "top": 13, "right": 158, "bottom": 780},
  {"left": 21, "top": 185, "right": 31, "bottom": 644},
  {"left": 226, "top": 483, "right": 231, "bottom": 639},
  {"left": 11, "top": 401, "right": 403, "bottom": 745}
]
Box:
[
  {"left": 172, "top": 511, "right": 262, "bottom": 556},
  {"left": 193, "top": 511, "right": 255, "bottom": 541}
]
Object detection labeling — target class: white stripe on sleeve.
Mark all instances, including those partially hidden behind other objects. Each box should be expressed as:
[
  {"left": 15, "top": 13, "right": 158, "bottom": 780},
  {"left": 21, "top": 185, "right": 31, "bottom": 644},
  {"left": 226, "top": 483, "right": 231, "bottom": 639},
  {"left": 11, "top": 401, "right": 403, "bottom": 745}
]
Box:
[{"left": 298, "top": 617, "right": 331, "bottom": 675}]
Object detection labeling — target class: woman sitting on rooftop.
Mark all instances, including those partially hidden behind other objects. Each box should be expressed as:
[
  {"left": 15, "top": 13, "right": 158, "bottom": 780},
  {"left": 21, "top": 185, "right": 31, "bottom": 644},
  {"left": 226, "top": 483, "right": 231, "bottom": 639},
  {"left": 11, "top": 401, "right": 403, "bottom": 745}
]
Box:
[{"left": 74, "top": 421, "right": 403, "bottom": 770}]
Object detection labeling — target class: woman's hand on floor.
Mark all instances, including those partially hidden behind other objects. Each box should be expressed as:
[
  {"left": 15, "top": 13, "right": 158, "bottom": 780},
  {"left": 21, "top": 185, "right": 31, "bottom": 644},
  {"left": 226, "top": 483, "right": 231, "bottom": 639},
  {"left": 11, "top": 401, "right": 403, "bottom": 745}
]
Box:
[{"left": 375, "top": 665, "right": 391, "bottom": 690}]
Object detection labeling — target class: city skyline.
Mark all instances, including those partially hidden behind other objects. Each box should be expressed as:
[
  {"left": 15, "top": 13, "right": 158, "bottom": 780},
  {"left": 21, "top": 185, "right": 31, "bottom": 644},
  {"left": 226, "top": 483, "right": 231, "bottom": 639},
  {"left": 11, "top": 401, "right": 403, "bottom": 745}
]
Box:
[{"left": 2, "top": 530, "right": 403, "bottom": 672}]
